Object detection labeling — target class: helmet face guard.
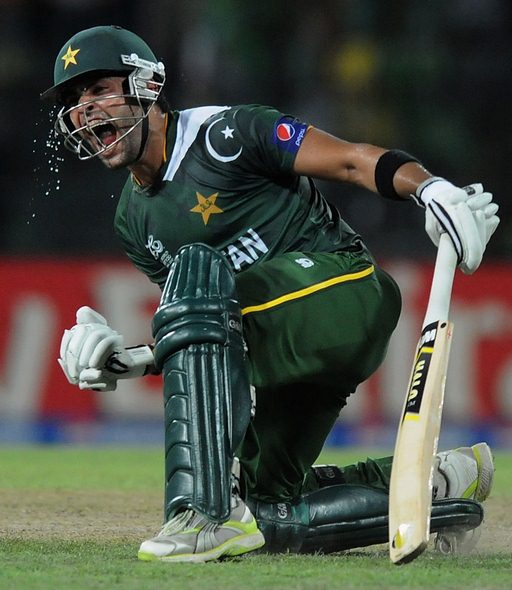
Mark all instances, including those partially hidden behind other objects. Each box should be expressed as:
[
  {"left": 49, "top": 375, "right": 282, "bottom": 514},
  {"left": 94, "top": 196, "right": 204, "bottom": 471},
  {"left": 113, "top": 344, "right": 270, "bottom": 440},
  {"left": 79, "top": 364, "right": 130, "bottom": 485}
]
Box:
[
  {"left": 42, "top": 26, "right": 166, "bottom": 160},
  {"left": 55, "top": 55, "right": 165, "bottom": 160}
]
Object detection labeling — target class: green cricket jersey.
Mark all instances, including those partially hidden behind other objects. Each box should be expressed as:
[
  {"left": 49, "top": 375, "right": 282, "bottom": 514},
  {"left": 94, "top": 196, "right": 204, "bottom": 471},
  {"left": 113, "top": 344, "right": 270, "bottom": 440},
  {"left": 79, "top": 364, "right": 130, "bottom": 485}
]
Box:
[
  {"left": 113, "top": 104, "right": 402, "bottom": 503},
  {"left": 114, "top": 104, "right": 367, "bottom": 288}
]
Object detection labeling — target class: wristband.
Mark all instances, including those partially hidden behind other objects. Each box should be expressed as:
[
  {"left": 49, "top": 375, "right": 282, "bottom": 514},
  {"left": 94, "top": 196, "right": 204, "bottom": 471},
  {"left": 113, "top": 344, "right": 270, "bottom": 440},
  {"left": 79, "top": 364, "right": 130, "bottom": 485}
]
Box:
[{"left": 375, "top": 150, "right": 420, "bottom": 200}]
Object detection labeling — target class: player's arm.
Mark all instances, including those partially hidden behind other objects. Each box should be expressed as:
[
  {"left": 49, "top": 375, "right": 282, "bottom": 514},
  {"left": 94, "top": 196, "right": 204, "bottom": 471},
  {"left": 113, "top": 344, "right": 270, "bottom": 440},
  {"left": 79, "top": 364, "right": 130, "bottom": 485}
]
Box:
[
  {"left": 293, "top": 127, "right": 500, "bottom": 274},
  {"left": 293, "top": 127, "right": 431, "bottom": 198}
]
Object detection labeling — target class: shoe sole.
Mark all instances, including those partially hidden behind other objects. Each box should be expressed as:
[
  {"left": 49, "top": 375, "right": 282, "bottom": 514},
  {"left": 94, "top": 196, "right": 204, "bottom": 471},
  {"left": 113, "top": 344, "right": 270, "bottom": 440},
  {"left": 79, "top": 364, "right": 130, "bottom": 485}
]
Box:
[
  {"left": 471, "top": 442, "right": 494, "bottom": 502},
  {"left": 138, "top": 531, "right": 265, "bottom": 563}
]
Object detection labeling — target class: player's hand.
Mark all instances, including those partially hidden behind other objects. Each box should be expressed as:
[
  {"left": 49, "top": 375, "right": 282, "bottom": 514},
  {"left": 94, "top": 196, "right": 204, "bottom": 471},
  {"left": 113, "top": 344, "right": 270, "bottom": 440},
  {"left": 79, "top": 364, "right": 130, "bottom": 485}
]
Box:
[
  {"left": 58, "top": 306, "right": 155, "bottom": 391},
  {"left": 413, "top": 178, "right": 500, "bottom": 274}
]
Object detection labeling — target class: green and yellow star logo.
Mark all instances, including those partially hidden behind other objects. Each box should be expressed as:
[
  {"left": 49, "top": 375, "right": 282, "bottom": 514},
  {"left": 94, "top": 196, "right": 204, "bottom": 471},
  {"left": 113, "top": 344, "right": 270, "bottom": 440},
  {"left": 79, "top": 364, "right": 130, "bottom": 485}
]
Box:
[
  {"left": 61, "top": 45, "right": 80, "bottom": 70},
  {"left": 190, "top": 192, "right": 223, "bottom": 225}
]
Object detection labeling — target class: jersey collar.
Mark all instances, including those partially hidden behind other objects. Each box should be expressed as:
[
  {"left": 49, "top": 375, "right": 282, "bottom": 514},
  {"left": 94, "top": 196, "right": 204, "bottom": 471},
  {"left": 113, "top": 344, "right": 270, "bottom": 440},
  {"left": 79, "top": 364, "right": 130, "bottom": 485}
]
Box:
[{"left": 131, "top": 112, "right": 177, "bottom": 192}]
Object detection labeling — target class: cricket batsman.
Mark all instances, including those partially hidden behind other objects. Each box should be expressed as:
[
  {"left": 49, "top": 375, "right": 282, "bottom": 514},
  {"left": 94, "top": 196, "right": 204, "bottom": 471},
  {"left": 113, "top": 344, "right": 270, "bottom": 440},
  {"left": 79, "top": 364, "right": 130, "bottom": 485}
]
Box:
[{"left": 42, "top": 26, "right": 499, "bottom": 562}]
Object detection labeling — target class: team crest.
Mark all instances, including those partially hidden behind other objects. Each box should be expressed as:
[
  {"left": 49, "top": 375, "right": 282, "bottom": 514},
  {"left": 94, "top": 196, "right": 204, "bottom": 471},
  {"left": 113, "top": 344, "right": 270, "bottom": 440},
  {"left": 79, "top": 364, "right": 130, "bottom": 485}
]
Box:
[
  {"left": 190, "top": 192, "right": 224, "bottom": 225},
  {"left": 61, "top": 45, "right": 80, "bottom": 69}
]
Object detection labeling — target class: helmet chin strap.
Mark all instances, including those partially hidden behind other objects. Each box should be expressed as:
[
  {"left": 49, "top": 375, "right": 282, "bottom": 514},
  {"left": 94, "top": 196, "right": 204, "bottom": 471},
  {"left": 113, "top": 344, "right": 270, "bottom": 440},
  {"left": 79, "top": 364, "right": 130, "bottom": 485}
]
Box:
[
  {"left": 134, "top": 110, "right": 150, "bottom": 162},
  {"left": 121, "top": 74, "right": 151, "bottom": 163}
]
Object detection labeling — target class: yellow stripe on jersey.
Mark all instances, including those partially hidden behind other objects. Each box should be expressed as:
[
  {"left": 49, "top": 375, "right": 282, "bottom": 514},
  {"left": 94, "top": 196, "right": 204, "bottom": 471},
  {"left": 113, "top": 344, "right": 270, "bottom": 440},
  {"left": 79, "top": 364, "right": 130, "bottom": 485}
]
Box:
[{"left": 241, "top": 265, "right": 375, "bottom": 316}]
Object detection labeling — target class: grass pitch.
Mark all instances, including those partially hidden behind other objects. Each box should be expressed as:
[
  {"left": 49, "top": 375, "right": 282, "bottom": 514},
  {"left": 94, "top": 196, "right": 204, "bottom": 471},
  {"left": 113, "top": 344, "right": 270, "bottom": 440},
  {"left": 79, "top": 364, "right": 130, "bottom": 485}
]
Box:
[{"left": 0, "top": 446, "right": 511, "bottom": 590}]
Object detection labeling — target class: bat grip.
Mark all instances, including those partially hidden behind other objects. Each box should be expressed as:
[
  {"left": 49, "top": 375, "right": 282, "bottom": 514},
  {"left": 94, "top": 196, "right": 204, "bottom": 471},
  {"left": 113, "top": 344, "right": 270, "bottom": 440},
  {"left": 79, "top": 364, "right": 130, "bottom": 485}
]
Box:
[{"left": 422, "top": 234, "right": 458, "bottom": 328}]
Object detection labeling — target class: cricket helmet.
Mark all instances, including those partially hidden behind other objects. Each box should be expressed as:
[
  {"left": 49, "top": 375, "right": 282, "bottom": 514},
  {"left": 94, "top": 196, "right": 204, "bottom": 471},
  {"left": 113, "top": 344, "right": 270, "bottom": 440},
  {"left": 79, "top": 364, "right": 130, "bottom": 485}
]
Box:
[{"left": 42, "top": 25, "right": 166, "bottom": 160}]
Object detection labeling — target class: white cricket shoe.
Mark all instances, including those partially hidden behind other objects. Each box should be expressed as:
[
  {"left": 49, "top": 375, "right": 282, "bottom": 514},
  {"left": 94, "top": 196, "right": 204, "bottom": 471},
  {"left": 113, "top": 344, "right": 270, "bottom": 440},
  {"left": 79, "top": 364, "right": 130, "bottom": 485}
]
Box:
[
  {"left": 433, "top": 442, "right": 494, "bottom": 555},
  {"left": 433, "top": 442, "right": 494, "bottom": 501},
  {"left": 138, "top": 496, "right": 265, "bottom": 563}
]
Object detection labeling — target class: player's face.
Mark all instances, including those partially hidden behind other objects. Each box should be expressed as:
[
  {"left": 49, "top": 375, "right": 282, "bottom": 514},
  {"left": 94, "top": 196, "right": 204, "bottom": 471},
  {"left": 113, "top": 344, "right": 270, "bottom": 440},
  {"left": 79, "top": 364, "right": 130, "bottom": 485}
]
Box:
[{"left": 66, "top": 76, "right": 144, "bottom": 169}]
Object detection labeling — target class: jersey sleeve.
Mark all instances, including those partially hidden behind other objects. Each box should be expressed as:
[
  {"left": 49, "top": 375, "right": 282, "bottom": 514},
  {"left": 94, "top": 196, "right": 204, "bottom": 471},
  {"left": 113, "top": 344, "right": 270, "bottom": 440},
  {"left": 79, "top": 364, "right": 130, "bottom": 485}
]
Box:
[{"left": 210, "top": 104, "right": 310, "bottom": 178}]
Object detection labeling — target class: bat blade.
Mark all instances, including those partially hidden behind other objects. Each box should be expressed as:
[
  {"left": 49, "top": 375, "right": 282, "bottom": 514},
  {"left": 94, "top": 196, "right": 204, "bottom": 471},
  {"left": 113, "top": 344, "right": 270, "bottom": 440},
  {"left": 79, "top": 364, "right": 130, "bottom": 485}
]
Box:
[{"left": 389, "top": 319, "right": 454, "bottom": 564}]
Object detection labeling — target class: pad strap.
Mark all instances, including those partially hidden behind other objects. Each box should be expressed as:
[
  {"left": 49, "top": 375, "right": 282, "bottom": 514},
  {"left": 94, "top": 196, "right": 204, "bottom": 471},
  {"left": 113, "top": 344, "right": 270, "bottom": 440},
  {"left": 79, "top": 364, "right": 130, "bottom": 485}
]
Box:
[
  {"left": 311, "top": 464, "right": 346, "bottom": 487},
  {"left": 153, "top": 243, "right": 252, "bottom": 522}
]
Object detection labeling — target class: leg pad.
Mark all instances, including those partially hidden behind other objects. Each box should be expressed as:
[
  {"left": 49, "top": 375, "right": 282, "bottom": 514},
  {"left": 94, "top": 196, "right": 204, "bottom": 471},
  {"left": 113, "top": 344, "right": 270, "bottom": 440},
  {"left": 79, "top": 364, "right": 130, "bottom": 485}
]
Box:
[
  {"left": 154, "top": 244, "right": 252, "bottom": 522},
  {"left": 247, "top": 484, "right": 483, "bottom": 554}
]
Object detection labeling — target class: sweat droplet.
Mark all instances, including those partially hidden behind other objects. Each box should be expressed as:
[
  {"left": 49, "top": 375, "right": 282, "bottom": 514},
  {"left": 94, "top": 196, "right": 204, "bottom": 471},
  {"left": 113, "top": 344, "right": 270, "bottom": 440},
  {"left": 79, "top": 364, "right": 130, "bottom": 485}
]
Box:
[{"left": 32, "top": 106, "right": 65, "bottom": 212}]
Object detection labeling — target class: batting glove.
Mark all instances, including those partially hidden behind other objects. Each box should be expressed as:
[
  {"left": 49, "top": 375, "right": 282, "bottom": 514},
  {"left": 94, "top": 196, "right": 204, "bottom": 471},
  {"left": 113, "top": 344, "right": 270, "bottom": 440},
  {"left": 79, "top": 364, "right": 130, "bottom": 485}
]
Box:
[
  {"left": 58, "top": 306, "right": 155, "bottom": 391},
  {"left": 413, "top": 178, "right": 500, "bottom": 274}
]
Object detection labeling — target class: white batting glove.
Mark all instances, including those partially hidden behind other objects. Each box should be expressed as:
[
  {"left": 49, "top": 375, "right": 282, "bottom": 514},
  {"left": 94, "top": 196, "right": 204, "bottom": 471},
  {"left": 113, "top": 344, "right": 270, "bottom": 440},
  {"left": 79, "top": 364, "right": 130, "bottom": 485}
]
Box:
[
  {"left": 413, "top": 178, "right": 500, "bottom": 274},
  {"left": 58, "top": 306, "right": 155, "bottom": 391}
]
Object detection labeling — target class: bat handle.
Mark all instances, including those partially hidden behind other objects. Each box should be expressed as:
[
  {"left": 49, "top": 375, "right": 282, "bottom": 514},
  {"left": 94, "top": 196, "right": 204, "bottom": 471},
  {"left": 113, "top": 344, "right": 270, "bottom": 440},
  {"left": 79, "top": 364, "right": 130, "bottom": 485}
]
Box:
[{"left": 423, "top": 234, "right": 458, "bottom": 328}]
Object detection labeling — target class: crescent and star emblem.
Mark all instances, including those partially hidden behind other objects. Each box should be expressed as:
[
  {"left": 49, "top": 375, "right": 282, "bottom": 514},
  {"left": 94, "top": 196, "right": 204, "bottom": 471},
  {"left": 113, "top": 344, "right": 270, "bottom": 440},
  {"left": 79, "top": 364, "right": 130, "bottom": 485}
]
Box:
[{"left": 205, "top": 116, "right": 243, "bottom": 163}]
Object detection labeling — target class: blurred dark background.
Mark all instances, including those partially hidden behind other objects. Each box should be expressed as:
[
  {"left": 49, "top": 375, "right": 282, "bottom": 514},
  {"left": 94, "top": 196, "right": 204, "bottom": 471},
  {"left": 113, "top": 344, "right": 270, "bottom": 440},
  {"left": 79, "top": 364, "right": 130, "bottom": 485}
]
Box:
[{"left": 2, "top": 0, "right": 511, "bottom": 262}]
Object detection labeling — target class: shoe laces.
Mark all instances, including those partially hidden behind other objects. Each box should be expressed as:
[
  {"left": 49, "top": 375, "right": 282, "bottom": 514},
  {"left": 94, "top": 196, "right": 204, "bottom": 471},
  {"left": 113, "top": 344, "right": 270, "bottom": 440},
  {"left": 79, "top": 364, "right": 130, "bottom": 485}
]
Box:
[
  {"left": 159, "top": 509, "right": 196, "bottom": 536},
  {"left": 158, "top": 496, "right": 244, "bottom": 537}
]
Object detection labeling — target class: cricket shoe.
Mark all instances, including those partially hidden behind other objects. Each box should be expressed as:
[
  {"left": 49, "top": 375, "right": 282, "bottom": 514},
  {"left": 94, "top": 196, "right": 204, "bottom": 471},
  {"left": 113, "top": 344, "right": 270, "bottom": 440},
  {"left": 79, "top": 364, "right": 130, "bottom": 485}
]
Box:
[
  {"left": 433, "top": 442, "right": 494, "bottom": 556},
  {"left": 433, "top": 442, "right": 494, "bottom": 501},
  {"left": 138, "top": 496, "right": 265, "bottom": 563}
]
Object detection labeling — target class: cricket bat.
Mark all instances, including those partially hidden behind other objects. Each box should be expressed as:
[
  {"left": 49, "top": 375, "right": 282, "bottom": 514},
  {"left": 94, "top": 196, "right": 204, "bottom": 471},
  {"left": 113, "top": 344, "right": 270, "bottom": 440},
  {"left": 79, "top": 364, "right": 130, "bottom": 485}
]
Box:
[{"left": 389, "top": 233, "right": 458, "bottom": 564}]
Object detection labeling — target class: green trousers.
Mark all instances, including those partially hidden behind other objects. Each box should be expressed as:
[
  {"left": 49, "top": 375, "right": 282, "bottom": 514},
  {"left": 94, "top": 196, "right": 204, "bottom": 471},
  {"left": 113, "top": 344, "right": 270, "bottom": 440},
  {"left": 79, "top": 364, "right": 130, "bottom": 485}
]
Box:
[{"left": 235, "top": 248, "right": 401, "bottom": 502}]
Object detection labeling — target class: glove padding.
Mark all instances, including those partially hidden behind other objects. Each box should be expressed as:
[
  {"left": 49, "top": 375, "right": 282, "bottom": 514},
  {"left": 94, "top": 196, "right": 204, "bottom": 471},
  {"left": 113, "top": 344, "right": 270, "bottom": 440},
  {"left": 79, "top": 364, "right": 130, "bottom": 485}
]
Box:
[
  {"left": 58, "top": 306, "right": 154, "bottom": 391},
  {"left": 414, "top": 178, "right": 500, "bottom": 274}
]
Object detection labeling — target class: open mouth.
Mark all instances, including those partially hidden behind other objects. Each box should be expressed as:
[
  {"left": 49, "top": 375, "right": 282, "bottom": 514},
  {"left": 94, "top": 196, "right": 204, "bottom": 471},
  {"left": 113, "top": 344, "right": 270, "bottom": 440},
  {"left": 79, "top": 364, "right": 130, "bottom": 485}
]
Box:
[{"left": 90, "top": 122, "right": 118, "bottom": 147}]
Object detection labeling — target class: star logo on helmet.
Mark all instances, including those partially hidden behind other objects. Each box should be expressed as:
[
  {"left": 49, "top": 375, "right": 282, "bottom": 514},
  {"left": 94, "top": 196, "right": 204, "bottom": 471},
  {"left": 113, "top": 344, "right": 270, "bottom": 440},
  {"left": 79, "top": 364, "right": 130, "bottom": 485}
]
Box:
[
  {"left": 61, "top": 45, "right": 80, "bottom": 70},
  {"left": 190, "top": 192, "right": 223, "bottom": 225}
]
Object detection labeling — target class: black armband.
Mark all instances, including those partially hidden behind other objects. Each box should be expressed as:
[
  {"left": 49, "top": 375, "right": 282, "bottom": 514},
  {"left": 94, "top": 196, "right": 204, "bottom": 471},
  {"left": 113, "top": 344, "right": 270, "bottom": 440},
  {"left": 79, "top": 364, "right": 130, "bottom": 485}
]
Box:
[{"left": 374, "top": 150, "right": 420, "bottom": 200}]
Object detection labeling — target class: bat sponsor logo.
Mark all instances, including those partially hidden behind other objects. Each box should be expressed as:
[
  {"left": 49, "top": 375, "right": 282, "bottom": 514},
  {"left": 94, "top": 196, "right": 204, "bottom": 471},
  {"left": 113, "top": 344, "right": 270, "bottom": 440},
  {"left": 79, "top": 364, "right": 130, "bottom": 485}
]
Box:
[
  {"left": 402, "top": 322, "right": 439, "bottom": 418},
  {"left": 404, "top": 351, "right": 432, "bottom": 415},
  {"left": 419, "top": 326, "right": 437, "bottom": 347}
]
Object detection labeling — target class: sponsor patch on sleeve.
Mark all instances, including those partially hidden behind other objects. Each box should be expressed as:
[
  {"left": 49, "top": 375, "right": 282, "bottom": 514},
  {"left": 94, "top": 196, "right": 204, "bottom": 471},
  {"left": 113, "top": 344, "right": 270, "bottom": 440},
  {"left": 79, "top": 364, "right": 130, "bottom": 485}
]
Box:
[{"left": 272, "top": 116, "right": 308, "bottom": 154}]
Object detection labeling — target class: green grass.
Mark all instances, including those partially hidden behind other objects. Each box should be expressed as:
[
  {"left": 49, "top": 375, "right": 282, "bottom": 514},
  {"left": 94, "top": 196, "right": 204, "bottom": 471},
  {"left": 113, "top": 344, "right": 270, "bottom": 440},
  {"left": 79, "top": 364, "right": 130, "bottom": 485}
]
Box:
[
  {"left": 0, "top": 447, "right": 511, "bottom": 590},
  {"left": 1, "top": 540, "right": 511, "bottom": 590}
]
